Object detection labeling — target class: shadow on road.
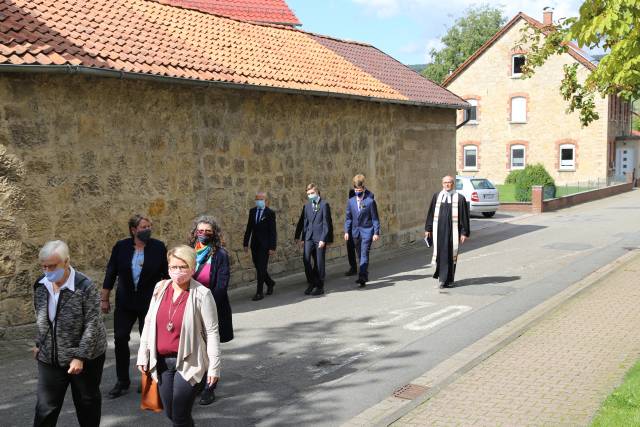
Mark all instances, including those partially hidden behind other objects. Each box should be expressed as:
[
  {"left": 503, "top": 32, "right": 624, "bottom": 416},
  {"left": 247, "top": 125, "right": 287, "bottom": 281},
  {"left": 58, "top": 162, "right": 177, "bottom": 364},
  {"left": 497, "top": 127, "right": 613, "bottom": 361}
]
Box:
[{"left": 453, "top": 276, "right": 521, "bottom": 288}]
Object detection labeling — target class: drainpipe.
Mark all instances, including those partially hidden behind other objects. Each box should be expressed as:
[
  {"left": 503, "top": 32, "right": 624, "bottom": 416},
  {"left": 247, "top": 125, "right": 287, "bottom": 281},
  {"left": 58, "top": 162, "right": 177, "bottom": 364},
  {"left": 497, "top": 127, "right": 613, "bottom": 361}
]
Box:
[{"left": 456, "top": 107, "right": 472, "bottom": 129}]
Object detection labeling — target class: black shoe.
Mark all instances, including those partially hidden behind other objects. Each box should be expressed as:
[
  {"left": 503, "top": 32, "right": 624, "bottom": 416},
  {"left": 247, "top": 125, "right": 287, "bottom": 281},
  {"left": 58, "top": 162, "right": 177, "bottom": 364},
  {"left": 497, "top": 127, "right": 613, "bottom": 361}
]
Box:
[
  {"left": 304, "top": 285, "right": 314, "bottom": 295},
  {"left": 199, "top": 387, "right": 216, "bottom": 406},
  {"left": 357, "top": 278, "right": 367, "bottom": 287},
  {"left": 344, "top": 268, "right": 357, "bottom": 276},
  {"left": 108, "top": 381, "right": 130, "bottom": 398},
  {"left": 311, "top": 287, "right": 324, "bottom": 295},
  {"left": 266, "top": 282, "right": 275, "bottom": 295},
  {"left": 252, "top": 293, "right": 264, "bottom": 301}
]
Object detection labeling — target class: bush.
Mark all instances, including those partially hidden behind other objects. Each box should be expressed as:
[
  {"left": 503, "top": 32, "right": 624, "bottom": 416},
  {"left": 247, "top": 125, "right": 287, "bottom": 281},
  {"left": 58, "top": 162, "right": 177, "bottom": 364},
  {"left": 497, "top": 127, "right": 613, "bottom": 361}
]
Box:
[
  {"left": 504, "top": 169, "right": 524, "bottom": 184},
  {"left": 515, "top": 164, "right": 555, "bottom": 202}
]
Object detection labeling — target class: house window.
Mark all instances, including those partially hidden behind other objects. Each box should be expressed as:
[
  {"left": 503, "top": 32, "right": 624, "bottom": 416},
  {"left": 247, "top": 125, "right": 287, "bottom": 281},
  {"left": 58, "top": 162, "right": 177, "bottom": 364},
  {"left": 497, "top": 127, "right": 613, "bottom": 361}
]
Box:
[
  {"left": 511, "top": 97, "right": 527, "bottom": 123},
  {"left": 464, "top": 99, "right": 477, "bottom": 123},
  {"left": 559, "top": 144, "right": 575, "bottom": 170},
  {"left": 512, "top": 55, "right": 525, "bottom": 76},
  {"left": 463, "top": 145, "right": 477, "bottom": 169},
  {"left": 511, "top": 144, "right": 526, "bottom": 169}
]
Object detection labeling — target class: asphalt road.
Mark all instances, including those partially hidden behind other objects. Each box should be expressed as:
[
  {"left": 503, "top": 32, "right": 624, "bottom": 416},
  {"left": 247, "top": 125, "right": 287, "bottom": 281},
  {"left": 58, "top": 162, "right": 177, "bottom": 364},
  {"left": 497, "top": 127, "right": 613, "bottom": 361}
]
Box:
[{"left": 2, "top": 190, "right": 639, "bottom": 426}]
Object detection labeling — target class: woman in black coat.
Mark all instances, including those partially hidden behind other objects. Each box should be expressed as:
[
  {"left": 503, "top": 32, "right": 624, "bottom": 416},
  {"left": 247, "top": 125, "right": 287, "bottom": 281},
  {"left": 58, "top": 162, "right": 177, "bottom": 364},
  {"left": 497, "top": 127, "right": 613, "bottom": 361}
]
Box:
[{"left": 189, "top": 215, "right": 234, "bottom": 405}]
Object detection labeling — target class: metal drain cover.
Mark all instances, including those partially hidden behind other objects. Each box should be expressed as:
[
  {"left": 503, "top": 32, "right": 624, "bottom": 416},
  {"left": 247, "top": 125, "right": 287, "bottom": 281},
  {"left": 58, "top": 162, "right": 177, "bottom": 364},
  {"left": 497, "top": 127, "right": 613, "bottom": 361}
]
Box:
[{"left": 393, "top": 383, "right": 428, "bottom": 400}]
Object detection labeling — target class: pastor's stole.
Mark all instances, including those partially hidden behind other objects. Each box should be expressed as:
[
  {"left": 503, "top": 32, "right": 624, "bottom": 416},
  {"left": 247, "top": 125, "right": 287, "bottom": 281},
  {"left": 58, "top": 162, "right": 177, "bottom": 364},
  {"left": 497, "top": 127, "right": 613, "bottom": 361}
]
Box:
[{"left": 431, "top": 191, "right": 460, "bottom": 266}]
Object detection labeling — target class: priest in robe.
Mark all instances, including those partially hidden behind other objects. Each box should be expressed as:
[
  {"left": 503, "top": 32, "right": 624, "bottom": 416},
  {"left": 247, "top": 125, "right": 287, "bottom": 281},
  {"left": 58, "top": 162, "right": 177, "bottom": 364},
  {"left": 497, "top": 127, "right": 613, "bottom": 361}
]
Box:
[{"left": 425, "top": 175, "right": 470, "bottom": 289}]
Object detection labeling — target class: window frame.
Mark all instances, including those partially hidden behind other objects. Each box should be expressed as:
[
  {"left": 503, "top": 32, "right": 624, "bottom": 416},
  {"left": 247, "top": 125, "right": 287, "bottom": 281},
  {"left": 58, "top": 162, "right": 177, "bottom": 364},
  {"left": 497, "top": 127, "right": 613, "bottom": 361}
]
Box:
[
  {"left": 463, "top": 145, "right": 478, "bottom": 170},
  {"left": 512, "top": 54, "right": 525, "bottom": 77},
  {"left": 510, "top": 96, "right": 527, "bottom": 123},
  {"left": 559, "top": 144, "right": 576, "bottom": 170},
  {"left": 464, "top": 99, "right": 478, "bottom": 124},
  {"left": 510, "top": 144, "right": 526, "bottom": 170}
]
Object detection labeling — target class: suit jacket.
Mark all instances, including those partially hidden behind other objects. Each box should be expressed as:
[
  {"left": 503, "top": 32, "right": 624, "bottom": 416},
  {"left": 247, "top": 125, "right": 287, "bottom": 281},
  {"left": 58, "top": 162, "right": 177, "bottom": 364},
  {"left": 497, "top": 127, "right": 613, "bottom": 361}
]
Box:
[
  {"left": 243, "top": 207, "right": 277, "bottom": 251},
  {"left": 103, "top": 238, "right": 169, "bottom": 311},
  {"left": 299, "top": 199, "right": 333, "bottom": 243},
  {"left": 344, "top": 190, "right": 380, "bottom": 239}
]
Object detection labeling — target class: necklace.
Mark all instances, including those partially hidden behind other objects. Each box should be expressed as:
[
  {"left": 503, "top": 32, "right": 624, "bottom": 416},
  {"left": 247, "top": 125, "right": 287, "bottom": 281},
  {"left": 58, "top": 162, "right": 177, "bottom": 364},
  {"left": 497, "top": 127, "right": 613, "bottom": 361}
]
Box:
[{"left": 166, "top": 287, "right": 188, "bottom": 332}]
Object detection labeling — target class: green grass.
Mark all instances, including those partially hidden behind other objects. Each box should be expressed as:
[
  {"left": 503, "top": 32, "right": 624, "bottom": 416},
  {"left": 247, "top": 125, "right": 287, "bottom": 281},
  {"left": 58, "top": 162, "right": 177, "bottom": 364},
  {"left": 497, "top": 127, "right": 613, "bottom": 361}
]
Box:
[
  {"left": 591, "top": 359, "right": 640, "bottom": 426},
  {"left": 555, "top": 185, "right": 596, "bottom": 197},
  {"left": 496, "top": 184, "right": 597, "bottom": 202}
]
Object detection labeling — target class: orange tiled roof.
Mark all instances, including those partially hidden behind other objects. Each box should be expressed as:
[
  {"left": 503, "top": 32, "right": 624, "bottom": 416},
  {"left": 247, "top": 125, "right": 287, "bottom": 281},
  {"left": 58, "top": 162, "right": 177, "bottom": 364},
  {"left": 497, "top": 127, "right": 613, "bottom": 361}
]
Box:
[
  {"left": 443, "top": 12, "right": 596, "bottom": 87},
  {"left": 154, "top": 0, "right": 301, "bottom": 26},
  {"left": 0, "top": 0, "right": 467, "bottom": 109}
]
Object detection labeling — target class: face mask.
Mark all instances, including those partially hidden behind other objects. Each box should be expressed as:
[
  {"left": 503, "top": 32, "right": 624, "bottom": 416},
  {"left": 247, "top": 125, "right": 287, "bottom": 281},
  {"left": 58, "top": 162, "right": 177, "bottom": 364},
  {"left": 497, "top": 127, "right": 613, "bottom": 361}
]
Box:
[
  {"left": 197, "top": 235, "right": 212, "bottom": 244},
  {"left": 136, "top": 229, "right": 152, "bottom": 243},
  {"left": 308, "top": 193, "right": 318, "bottom": 202},
  {"left": 169, "top": 269, "right": 192, "bottom": 284},
  {"left": 256, "top": 200, "right": 266, "bottom": 209},
  {"left": 44, "top": 267, "right": 65, "bottom": 283},
  {"left": 355, "top": 191, "right": 363, "bottom": 198}
]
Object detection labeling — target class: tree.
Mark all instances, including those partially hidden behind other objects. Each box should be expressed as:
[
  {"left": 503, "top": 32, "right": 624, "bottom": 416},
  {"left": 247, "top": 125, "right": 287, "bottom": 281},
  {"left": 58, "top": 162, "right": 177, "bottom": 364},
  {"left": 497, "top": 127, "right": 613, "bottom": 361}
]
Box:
[
  {"left": 518, "top": 1, "right": 640, "bottom": 126},
  {"left": 422, "top": 5, "right": 506, "bottom": 84}
]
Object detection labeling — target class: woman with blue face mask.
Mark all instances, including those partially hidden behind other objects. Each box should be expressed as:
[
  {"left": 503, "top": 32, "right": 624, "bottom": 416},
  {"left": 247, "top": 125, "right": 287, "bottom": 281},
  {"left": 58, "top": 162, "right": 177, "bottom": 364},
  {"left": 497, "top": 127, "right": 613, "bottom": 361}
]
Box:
[{"left": 33, "top": 240, "right": 107, "bottom": 427}]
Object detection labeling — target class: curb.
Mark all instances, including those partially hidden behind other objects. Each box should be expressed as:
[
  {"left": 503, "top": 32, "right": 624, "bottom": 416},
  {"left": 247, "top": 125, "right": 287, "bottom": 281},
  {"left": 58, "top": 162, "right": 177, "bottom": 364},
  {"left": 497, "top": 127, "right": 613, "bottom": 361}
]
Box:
[{"left": 344, "top": 248, "right": 640, "bottom": 427}]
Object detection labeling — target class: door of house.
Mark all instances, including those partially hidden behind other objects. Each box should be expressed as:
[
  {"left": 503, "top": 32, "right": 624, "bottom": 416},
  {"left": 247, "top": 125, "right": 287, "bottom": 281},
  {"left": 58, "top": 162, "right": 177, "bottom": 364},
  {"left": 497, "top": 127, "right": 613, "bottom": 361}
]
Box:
[{"left": 615, "top": 141, "right": 636, "bottom": 181}]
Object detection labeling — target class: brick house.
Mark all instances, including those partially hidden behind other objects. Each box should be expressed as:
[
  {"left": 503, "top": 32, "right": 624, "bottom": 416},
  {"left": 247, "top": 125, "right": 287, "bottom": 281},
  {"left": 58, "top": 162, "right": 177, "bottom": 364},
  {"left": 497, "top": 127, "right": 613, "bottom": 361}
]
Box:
[
  {"left": 0, "top": 0, "right": 467, "bottom": 329},
  {"left": 444, "top": 10, "right": 635, "bottom": 185}
]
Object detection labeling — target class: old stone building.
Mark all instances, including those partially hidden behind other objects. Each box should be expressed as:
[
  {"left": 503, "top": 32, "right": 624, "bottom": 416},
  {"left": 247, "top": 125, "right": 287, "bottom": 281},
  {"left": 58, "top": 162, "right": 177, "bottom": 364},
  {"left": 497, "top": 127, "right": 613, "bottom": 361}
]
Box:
[
  {"left": 0, "top": 0, "right": 467, "bottom": 332},
  {"left": 445, "top": 10, "right": 635, "bottom": 185}
]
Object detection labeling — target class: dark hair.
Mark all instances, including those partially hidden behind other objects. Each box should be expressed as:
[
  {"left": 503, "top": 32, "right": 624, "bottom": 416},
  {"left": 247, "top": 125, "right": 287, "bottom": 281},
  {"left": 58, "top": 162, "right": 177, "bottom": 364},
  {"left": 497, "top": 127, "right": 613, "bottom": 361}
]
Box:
[
  {"left": 128, "top": 214, "right": 151, "bottom": 238},
  {"left": 188, "top": 215, "right": 224, "bottom": 249}
]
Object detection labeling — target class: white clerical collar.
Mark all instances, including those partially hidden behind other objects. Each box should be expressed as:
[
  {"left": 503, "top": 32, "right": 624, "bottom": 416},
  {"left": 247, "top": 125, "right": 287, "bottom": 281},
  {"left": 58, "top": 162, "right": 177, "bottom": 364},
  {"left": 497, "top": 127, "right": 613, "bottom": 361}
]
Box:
[
  {"left": 440, "top": 190, "right": 455, "bottom": 203},
  {"left": 40, "top": 266, "right": 76, "bottom": 294}
]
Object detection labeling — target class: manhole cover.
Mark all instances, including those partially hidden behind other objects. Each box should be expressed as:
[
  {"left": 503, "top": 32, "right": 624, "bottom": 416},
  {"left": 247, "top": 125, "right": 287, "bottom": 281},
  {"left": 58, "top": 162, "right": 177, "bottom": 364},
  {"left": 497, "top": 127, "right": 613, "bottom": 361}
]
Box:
[{"left": 393, "top": 383, "right": 428, "bottom": 400}]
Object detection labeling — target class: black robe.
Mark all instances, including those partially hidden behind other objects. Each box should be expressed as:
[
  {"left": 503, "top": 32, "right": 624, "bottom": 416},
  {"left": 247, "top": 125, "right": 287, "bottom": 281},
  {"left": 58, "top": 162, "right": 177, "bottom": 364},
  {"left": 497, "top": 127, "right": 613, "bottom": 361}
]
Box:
[{"left": 425, "top": 192, "right": 470, "bottom": 283}]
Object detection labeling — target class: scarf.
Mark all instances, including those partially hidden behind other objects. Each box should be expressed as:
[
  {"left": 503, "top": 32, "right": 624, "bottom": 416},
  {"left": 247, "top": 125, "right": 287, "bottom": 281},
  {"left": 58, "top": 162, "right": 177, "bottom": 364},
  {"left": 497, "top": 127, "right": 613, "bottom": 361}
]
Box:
[
  {"left": 195, "top": 241, "right": 212, "bottom": 267},
  {"left": 431, "top": 190, "right": 460, "bottom": 266}
]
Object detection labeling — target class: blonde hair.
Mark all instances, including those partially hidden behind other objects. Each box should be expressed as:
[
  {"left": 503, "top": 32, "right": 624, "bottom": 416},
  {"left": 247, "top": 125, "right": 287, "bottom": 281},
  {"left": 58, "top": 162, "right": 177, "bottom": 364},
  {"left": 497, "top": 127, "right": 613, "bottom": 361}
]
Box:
[
  {"left": 352, "top": 174, "right": 366, "bottom": 188},
  {"left": 167, "top": 245, "right": 196, "bottom": 270}
]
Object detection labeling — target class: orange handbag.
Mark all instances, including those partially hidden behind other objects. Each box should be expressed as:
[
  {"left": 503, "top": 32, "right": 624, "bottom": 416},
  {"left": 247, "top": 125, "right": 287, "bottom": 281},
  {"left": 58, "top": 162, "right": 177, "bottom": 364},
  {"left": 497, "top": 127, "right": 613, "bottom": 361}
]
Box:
[{"left": 140, "top": 371, "right": 164, "bottom": 412}]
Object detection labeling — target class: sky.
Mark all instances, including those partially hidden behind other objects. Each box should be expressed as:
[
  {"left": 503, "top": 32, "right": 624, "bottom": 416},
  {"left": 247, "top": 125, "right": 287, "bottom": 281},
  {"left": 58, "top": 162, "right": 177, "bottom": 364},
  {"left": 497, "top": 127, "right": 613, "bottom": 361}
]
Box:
[{"left": 286, "top": 0, "right": 586, "bottom": 65}]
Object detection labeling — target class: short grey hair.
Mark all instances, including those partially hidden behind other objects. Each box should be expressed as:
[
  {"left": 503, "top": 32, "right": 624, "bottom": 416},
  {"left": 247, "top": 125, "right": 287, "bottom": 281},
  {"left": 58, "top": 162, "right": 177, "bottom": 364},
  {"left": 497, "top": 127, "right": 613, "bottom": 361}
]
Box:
[
  {"left": 256, "top": 191, "right": 268, "bottom": 198},
  {"left": 39, "top": 240, "right": 70, "bottom": 262}
]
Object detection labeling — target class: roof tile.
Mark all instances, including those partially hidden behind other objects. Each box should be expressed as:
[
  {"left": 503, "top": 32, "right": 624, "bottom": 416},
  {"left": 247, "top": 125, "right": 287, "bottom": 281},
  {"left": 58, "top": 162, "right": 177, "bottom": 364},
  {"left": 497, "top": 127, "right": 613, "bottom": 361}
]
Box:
[{"left": 0, "top": 0, "right": 466, "bottom": 108}]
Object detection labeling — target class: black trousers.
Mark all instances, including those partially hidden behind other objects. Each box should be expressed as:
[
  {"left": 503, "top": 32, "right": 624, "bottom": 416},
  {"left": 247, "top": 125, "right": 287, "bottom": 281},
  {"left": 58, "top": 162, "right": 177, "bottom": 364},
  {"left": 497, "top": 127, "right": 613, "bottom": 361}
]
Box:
[
  {"left": 346, "top": 234, "right": 357, "bottom": 270},
  {"left": 34, "top": 353, "right": 105, "bottom": 427},
  {"left": 303, "top": 240, "right": 326, "bottom": 285},
  {"left": 157, "top": 357, "right": 200, "bottom": 427},
  {"left": 114, "top": 306, "right": 146, "bottom": 384},
  {"left": 251, "top": 246, "right": 274, "bottom": 294}
]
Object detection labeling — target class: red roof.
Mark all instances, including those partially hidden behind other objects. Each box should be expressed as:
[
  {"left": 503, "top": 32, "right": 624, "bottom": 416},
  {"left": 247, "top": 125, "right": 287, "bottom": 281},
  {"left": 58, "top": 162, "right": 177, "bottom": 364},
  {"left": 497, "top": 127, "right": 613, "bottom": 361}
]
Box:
[
  {"left": 0, "top": 0, "right": 467, "bottom": 109},
  {"left": 443, "top": 12, "right": 596, "bottom": 87},
  {"left": 154, "top": 0, "right": 300, "bottom": 25}
]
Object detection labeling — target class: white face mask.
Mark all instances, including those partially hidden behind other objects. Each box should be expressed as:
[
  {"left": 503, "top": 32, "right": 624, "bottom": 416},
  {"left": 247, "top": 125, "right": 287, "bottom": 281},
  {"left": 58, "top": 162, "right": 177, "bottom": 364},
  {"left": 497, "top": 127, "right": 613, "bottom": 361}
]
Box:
[
  {"left": 169, "top": 269, "right": 192, "bottom": 285},
  {"left": 308, "top": 193, "right": 318, "bottom": 201}
]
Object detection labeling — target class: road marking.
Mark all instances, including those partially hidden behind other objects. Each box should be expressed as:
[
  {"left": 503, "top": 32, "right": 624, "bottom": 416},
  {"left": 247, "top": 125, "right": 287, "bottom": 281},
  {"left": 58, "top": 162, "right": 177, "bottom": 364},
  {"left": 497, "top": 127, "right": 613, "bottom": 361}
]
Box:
[
  {"left": 404, "top": 305, "right": 472, "bottom": 331},
  {"left": 307, "top": 343, "right": 383, "bottom": 380},
  {"left": 368, "top": 301, "right": 435, "bottom": 326}
]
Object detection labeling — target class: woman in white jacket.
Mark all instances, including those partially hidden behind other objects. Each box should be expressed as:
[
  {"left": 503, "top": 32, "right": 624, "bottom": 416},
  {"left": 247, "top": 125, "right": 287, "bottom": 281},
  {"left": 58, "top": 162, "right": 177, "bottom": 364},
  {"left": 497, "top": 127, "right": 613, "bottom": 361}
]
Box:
[{"left": 137, "top": 245, "right": 220, "bottom": 427}]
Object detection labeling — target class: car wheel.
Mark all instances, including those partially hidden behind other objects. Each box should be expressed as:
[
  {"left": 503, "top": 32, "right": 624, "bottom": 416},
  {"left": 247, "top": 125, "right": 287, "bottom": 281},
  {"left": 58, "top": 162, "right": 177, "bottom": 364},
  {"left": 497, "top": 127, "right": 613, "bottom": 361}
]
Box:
[{"left": 482, "top": 211, "right": 496, "bottom": 218}]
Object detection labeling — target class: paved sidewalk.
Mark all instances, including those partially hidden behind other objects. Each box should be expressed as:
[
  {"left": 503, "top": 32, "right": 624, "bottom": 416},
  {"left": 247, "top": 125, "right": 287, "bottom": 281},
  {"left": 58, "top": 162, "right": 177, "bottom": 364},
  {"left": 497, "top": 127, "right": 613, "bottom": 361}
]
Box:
[{"left": 392, "top": 250, "right": 640, "bottom": 426}]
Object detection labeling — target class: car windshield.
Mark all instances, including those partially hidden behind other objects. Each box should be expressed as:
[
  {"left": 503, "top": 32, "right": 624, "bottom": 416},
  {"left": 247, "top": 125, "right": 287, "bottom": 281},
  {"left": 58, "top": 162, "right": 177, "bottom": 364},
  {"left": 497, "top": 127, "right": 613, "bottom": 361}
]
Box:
[{"left": 471, "top": 179, "right": 495, "bottom": 190}]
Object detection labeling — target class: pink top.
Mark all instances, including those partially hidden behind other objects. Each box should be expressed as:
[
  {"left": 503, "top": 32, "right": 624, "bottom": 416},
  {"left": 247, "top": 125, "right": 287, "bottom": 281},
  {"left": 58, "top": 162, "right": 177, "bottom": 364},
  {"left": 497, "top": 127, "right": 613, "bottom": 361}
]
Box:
[
  {"left": 195, "top": 262, "right": 212, "bottom": 288},
  {"left": 156, "top": 285, "right": 189, "bottom": 356}
]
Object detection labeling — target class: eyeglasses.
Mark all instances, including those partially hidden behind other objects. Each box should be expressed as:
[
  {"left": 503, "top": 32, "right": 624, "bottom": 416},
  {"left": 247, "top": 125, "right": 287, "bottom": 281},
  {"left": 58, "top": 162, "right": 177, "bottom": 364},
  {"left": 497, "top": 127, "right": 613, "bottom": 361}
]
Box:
[
  {"left": 41, "top": 263, "right": 62, "bottom": 271},
  {"left": 168, "top": 265, "right": 191, "bottom": 271},
  {"left": 196, "top": 230, "right": 214, "bottom": 235}
]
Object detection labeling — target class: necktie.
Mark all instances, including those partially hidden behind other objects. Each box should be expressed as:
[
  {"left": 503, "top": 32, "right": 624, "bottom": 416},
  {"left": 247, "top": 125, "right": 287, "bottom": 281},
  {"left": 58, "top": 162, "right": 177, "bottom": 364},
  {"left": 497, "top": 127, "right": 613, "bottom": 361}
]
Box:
[{"left": 256, "top": 209, "right": 262, "bottom": 223}]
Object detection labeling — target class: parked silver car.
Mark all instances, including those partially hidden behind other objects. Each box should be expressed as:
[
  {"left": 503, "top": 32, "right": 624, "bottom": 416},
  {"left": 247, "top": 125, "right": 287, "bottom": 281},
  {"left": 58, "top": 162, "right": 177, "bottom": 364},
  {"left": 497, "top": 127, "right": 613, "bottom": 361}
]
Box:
[{"left": 455, "top": 175, "right": 500, "bottom": 217}]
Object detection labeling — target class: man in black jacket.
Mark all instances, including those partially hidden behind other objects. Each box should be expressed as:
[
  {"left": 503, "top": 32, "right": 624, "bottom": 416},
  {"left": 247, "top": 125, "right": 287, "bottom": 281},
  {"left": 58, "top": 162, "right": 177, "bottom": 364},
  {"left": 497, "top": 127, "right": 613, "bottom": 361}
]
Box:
[
  {"left": 101, "top": 214, "right": 168, "bottom": 398},
  {"left": 243, "top": 191, "right": 277, "bottom": 301},
  {"left": 297, "top": 183, "right": 333, "bottom": 296}
]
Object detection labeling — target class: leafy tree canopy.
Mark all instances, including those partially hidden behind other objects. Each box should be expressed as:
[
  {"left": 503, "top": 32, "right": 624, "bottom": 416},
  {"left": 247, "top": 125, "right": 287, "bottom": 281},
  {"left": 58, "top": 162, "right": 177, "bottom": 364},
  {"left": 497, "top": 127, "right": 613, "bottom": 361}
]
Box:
[
  {"left": 422, "top": 5, "right": 506, "bottom": 84},
  {"left": 518, "top": 1, "right": 640, "bottom": 126}
]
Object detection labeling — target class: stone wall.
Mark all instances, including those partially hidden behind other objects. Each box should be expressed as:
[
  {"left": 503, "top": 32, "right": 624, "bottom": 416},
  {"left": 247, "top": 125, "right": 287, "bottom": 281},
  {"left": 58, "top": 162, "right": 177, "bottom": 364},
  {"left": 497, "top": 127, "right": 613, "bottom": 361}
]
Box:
[
  {"left": 447, "top": 19, "right": 609, "bottom": 185},
  {"left": 0, "top": 73, "right": 456, "bottom": 331}
]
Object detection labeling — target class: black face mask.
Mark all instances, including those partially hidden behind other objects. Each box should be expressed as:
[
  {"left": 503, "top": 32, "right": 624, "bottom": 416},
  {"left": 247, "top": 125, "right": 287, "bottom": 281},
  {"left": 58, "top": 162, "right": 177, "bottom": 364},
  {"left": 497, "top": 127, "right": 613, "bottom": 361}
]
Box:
[{"left": 136, "top": 229, "right": 152, "bottom": 243}]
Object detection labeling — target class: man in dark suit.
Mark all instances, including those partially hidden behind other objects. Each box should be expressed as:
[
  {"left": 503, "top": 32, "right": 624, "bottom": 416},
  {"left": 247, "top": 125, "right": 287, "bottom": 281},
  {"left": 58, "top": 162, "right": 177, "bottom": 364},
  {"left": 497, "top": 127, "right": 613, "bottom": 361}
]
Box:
[
  {"left": 345, "top": 187, "right": 375, "bottom": 276},
  {"left": 297, "top": 183, "right": 333, "bottom": 295},
  {"left": 344, "top": 174, "right": 380, "bottom": 287},
  {"left": 243, "top": 191, "right": 277, "bottom": 301},
  {"left": 101, "top": 214, "right": 168, "bottom": 398}
]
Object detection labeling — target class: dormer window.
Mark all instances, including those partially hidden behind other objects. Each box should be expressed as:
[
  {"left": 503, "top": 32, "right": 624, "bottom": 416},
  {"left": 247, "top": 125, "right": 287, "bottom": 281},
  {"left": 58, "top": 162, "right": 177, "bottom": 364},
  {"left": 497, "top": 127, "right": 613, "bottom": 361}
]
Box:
[{"left": 512, "top": 55, "right": 525, "bottom": 76}]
